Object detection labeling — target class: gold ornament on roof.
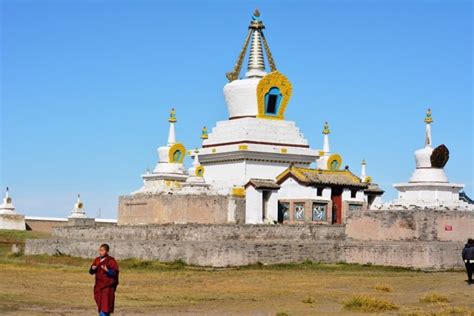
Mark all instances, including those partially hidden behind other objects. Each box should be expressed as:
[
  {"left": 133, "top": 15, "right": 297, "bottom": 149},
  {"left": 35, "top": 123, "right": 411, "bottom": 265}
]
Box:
[
  {"left": 169, "top": 108, "right": 177, "bottom": 123},
  {"left": 322, "top": 122, "right": 330, "bottom": 135},
  {"left": 424, "top": 108, "right": 433, "bottom": 124}
]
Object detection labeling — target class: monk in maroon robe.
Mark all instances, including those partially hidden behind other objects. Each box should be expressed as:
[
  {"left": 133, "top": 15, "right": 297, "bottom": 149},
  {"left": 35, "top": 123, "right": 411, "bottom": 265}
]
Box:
[{"left": 89, "top": 244, "right": 119, "bottom": 316}]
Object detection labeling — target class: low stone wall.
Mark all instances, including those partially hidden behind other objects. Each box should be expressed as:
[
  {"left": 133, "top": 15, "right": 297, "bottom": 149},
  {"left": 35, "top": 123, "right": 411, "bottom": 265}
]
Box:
[
  {"left": 24, "top": 222, "right": 467, "bottom": 270},
  {"left": 118, "top": 194, "right": 245, "bottom": 225},
  {"left": 51, "top": 223, "right": 346, "bottom": 241},
  {"left": 343, "top": 241, "right": 464, "bottom": 270},
  {"left": 346, "top": 209, "right": 474, "bottom": 242}
]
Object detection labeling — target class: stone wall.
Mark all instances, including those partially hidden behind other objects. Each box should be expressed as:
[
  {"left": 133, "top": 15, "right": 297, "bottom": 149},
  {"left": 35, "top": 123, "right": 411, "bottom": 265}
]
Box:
[
  {"left": 25, "top": 219, "right": 67, "bottom": 233},
  {"left": 24, "top": 209, "right": 473, "bottom": 270},
  {"left": 346, "top": 209, "right": 474, "bottom": 242},
  {"left": 118, "top": 194, "right": 245, "bottom": 225}
]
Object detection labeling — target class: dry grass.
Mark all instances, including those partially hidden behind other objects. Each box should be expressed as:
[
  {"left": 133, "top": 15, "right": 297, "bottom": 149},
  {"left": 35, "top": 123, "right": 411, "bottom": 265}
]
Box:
[
  {"left": 0, "top": 230, "right": 473, "bottom": 315},
  {"left": 375, "top": 283, "right": 393, "bottom": 292},
  {"left": 343, "top": 294, "right": 399, "bottom": 312},
  {"left": 420, "top": 292, "right": 450, "bottom": 303}
]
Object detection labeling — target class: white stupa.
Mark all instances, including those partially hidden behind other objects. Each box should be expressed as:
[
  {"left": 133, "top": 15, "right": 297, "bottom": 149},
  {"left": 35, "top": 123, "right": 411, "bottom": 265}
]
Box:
[
  {"left": 0, "top": 187, "right": 26, "bottom": 230},
  {"left": 133, "top": 108, "right": 189, "bottom": 194},
  {"left": 181, "top": 149, "right": 212, "bottom": 193},
  {"left": 197, "top": 10, "right": 319, "bottom": 193},
  {"left": 69, "top": 194, "right": 87, "bottom": 218},
  {"left": 390, "top": 109, "right": 472, "bottom": 210}
]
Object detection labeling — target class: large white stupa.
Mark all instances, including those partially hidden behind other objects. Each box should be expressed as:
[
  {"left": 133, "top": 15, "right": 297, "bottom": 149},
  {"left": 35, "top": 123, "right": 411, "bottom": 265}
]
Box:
[
  {"left": 389, "top": 109, "right": 472, "bottom": 210},
  {"left": 196, "top": 10, "right": 319, "bottom": 193}
]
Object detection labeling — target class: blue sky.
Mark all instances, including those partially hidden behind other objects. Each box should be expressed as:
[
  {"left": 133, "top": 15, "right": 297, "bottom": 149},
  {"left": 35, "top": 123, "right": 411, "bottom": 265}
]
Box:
[{"left": 1, "top": 0, "right": 472, "bottom": 218}]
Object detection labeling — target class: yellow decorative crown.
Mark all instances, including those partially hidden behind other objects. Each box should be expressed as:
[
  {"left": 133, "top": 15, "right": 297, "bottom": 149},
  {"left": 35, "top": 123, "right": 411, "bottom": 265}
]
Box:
[
  {"left": 256, "top": 71, "right": 292, "bottom": 120},
  {"left": 169, "top": 108, "right": 177, "bottom": 123},
  {"left": 168, "top": 143, "right": 186, "bottom": 163},
  {"left": 327, "top": 154, "right": 342, "bottom": 171},
  {"left": 424, "top": 108, "right": 433, "bottom": 124},
  {"left": 322, "top": 122, "right": 330, "bottom": 135}
]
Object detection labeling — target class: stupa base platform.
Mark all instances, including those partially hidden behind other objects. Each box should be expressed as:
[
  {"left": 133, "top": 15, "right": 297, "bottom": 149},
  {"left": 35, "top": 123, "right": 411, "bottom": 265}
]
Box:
[{"left": 0, "top": 213, "right": 25, "bottom": 230}]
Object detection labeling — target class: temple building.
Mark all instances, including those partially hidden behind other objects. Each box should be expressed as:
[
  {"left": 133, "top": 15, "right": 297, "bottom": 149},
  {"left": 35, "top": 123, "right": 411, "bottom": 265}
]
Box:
[
  {"left": 118, "top": 10, "right": 384, "bottom": 225},
  {"left": 0, "top": 188, "right": 25, "bottom": 230},
  {"left": 244, "top": 122, "right": 384, "bottom": 224},
  {"left": 386, "top": 109, "right": 473, "bottom": 210}
]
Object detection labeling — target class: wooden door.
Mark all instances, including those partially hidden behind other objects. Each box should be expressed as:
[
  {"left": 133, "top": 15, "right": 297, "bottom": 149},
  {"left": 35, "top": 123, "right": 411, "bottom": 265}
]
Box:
[{"left": 331, "top": 187, "right": 343, "bottom": 224}]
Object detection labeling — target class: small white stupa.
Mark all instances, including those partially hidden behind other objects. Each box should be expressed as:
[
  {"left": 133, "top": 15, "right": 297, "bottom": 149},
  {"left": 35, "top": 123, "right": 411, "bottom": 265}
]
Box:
[
  {"left": 316, "top": 122, "right": 342, "bottom": 170},
  {"left": 134, "top": 108, "right": 188, "bottom": 194},
  {"left": 69, "top": 194, "right": 87, "bottom": 218},
  {"left": 390, "top": 109, "right": 471, "bottom": 210},
  {"left": 181, "top": 149, "right": 212, "bottom": 193},
  {"left": 0, "top": 187, "right": 26, "bottom": 230}
]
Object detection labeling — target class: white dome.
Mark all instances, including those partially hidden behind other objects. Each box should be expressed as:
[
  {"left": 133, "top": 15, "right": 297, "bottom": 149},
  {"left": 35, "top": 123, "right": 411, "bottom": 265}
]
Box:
[
  {"left": 409, "top": 145, "right": 448, "bottom": 183},
  {"left": 414, "top": 146, "right": 433, "bottom": 168},
  {"left": 224, "top": 77, "right": 262, "bottom": 118}
]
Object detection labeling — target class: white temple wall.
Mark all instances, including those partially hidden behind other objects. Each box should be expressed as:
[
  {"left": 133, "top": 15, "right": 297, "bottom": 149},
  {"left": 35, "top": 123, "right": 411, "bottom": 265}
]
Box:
[
  {"left": 278, "top": 178, "right": 317, "bottom": 199},
  {"left": 245, "top": 186, "right": 263, "bottom": 224},
  {"left": 266, "top": 191, "right": 279, "bottom": 223},
  {"left": 203, "top": 161, "right": 246, "bottom": 192}
]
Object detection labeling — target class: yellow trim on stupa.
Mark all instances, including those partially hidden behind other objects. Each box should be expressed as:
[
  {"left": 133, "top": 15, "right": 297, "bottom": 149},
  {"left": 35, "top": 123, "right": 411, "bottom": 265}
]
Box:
[
  {"left": 195, "top": 166, "right": 205, "bottom": 177},
  {"left": 231, "top": 187, "right": 246, "bottom": 197},
  {"left": 256, "top": 71, "right": 292, "bottom": 120},
  {"left": 168, "top": 143, "right": 186, "bottom": 163},
  {"left": 238, "top": 145, "right": 248, "bottom": 150},
  {"left": 327, "top": 154, "right": 342, "bottom": 170}
]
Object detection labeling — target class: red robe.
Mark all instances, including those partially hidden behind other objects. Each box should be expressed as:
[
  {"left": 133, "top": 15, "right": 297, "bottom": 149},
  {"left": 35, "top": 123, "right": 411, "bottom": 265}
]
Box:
[{"left": 90, "top": 256, "right": 119, "bottom": 313}]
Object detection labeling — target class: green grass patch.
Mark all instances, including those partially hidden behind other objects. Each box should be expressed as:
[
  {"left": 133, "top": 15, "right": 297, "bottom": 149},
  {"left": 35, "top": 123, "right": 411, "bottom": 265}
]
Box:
[
  {"left": 343, "top": 295, "right": 399, "bottom": 312},
  {"left": 0, "top": 229, "right": 50, "bottom": 243}
]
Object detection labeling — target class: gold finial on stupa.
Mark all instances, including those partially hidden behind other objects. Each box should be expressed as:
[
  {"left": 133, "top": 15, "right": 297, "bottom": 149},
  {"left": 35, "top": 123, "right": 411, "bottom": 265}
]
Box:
[
  {"left": 168, "top": 108, "right": 177, "bottom": 123},
  {"left": 424, "top": 108, "right": 433, "bottom": 124},
  {"left": 201, "top": 126, "right": 208, "bottom": 140},
  {"left": 322, "top": 121, "right": 330, "bottom": 135}
]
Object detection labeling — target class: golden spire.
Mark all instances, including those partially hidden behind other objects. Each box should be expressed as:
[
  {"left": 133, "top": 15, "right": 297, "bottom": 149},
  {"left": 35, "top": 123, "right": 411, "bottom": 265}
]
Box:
[
  {"left": 424, "top": 108, "right": 433, "bottom": 124},
  {"left": 225, "top": 10, "right": 276, "bottom": 82},
  {"left": 201, "top": 126, "right": 208, "bottom": 140},
  {"left": 322, "top": 121, "right": 330, "bottom": 135},
  {"left": 168, "top": 108, "right": 177, "bottom": 123}
]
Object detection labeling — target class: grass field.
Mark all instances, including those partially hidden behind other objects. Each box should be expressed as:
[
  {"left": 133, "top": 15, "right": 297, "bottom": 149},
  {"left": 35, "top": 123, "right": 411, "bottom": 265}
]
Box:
[{"left": 0, "top": 230, "right": 473, "bottom": 315}]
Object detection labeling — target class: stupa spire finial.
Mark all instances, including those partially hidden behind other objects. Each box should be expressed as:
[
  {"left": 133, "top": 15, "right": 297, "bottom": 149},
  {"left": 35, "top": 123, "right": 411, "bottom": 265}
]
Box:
[
  {"left": 361, "top": 159, "right": 367, "bottom": 182},
  {"left": 322, "top": 121, "right": 330, "bottom": 154},
  {"left": 424, "top": 108, "right": 433, "bottom": 147},
  {"left": 167, "top": 108, "right": 177, "bottom": 145},
  {"left": 225, "top": 10, "right": 277, "bottom": 82},
  {"left": 322, "top": 121, "right": 330, "bottom": 135},
  {"left": 201, "top": 126, "right": 208, "bottom": 140},
  {"left": 5, "top": 187, "right": 9, "bottom": 198}
]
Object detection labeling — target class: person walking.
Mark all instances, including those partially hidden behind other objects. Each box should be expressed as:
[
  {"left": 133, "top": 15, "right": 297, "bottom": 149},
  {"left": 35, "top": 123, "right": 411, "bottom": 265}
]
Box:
[
  {"left": 89, "top": 244, "right": 119, "bottom": 315},
  {"left": 462, "top": 239, "right": 474, "bottom": 285}
]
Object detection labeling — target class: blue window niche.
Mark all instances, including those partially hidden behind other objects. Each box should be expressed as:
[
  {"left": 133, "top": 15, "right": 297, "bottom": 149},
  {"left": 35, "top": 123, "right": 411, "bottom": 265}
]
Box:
[{"left": 264, "top": 87, "right": 283, "bottom": 116}]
